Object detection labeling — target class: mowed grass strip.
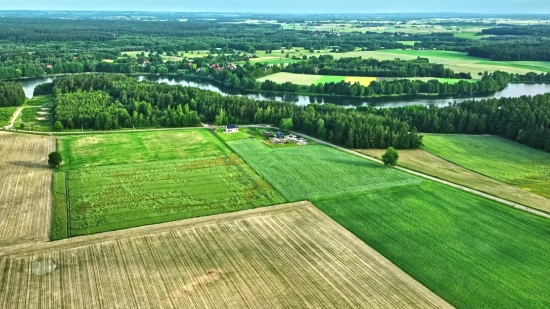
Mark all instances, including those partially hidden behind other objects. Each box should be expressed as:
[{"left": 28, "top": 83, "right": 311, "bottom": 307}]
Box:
[
  {"left": 314, "top": 182, "right": 550, "bottom": 309},
  {"left": 358, "top": 148, "right": 550, "bottom": 213},
  {"left": 59, "top": 129, "right": 231, "bottom": 169},
  {"left": 0, "top": 203, "right": 452, "bottom": 308},
  {"left": 227, "top": 139, "right": 421, "bottom": 201},
  {"left": 422, "top": 134, "right": 550, "bottom": 186}
]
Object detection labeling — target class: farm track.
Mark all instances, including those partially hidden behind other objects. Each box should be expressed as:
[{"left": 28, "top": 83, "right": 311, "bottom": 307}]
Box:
[
  {"left": 0, "top": 132, "right": 56, "bottom": 246},
  {"left": 3, "top": 125, "right": 548, "bottom": 219},
  {"left": 0, "top": 202, "right": 452, "bottom": 308},
  {"left": 290, "top": 131, "right": 550, "bottom": 220}
]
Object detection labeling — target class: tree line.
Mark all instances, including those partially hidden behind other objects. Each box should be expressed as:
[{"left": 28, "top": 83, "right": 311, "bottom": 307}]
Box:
[
  {"left": 282, "top": 55, "right": 469, "bottom": 78},
  {"left": 0, "top": 81, "right": 25, "bottom": 107},
  {"left": 47, "top": 74, "right": 422, "bottom": 149},
  {"left": 363, "top": 95, "right": 550, "bottom": 152}
]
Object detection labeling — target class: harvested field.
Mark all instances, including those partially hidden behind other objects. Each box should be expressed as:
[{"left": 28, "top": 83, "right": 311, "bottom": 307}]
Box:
[
  {"left": 257, "top": 72, "right": 322, "bottom": 85},
  {"left": 0, "top": 202, "right": 452, "bottom": 309},
  {"left": 0, "top": 132, "right": 55, "bottom": 246}
]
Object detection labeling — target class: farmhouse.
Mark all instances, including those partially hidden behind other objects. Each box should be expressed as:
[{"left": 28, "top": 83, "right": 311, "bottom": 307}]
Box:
[{"left": 225, "top": 124, "right": 239, "bottom": 133}]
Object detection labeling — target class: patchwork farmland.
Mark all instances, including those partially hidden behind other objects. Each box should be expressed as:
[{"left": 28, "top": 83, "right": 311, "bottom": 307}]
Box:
[
  {"left": 227, "top": 133, "right": 550, "bottom": 309},
  {"left": 0, "top": 202, "right": 452, "bottom": 309},
  {"left": 0, "top": 132, "right": 55, "bottom": 246},
  {"left": 258, "top": 72, "right": 475, "bottom": 86},
  {"left": 51, "top": 129, "right": 285, "bottom": 239},
  {"left": 422, "top": 134, "right": 550, "bottom": 199}
]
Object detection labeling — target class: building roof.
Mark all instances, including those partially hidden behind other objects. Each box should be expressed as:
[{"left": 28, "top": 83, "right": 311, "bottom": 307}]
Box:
[{"left": 226, "top": 124, "right": 238, "bottom": 129}]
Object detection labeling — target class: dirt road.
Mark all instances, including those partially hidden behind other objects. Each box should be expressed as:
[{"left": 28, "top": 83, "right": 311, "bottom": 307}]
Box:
[{"left": 291, "top": 130, "right": 550, "bottom": 220}]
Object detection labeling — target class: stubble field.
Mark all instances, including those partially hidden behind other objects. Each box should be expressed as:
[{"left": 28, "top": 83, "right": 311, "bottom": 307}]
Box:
[
  {"left": 0, "top": 132, "right": 55, "bottom": 246},
  {"left": 0, "top": 202, "right": 452, "bottom": 309}
]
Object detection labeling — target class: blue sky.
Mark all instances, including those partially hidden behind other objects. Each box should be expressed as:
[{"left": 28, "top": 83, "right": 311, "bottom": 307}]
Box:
[{"left": 3, "top": 0, "right": 548, "bottom": 14}]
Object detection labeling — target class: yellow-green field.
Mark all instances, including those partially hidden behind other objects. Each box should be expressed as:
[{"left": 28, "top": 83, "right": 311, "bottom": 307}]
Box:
[{"left": 258, "top": 72, "right": 475, "bottom": 86}]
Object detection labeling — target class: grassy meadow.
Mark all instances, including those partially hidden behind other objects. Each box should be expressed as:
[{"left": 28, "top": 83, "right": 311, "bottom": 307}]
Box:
[
  {"left": 358, "top": 148, "right": 550, "bottom": 213},
  {"left": 51, "top": 129, "right": 285, "bottom": 239},
  {"left": 0, "top": 107, "right": 16, "bottom": 126},
  {"left": 422, "top": 135, "right": 550, "bottom": 191}
]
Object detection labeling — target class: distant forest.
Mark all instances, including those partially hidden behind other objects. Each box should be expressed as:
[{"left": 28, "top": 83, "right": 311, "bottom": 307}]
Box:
[{"left": 37, "top": 74, "right": 550, "bottom": 152}]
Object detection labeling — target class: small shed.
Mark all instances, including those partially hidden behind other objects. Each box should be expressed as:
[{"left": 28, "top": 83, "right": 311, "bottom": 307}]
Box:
[
  {"left": 263, "top": 131, "right": 273, "bottom": 137},
  {"left": 225, "top": 124, "right": 239, "bottom": 133}
]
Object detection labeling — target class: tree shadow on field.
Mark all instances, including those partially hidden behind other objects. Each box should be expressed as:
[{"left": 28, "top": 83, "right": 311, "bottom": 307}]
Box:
[
  {"left": 8, "top": 161, "right": 49, "bottom": 169},
  {"left": 325, "top": 158, "right": 385, "bottom": 169}
]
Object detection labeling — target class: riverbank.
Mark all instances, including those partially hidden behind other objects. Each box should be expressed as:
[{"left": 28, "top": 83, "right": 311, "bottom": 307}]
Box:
[{"left": 20, "top": 74, "right": 550, "bottom": 108}]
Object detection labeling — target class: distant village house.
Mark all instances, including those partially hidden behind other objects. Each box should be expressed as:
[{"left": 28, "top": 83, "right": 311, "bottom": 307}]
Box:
[{"left": 225, "top": 124, "right": 238, "bottom": 133}]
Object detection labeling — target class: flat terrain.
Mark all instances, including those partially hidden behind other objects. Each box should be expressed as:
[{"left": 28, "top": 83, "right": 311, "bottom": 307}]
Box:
[
  {"left": 230, "top": 132, "right": 550, "bottom": 308},
  {"left": 422, "top": 134, "right": 550, "bottom": 198},
  {"left": 259, "top": 72, "right": 476, "bottom": 86},
  {"left": 0, "top": 107, "right": 16, "bottom": 126},
  {"left": 227, "top": 139, "right": 421, "bottom": 201},
  {"left": 358, "top": 148, "right": 550, "bottom": 213},
  {"left": 52, "top": 130, "right": 285, "bottom": 239},
  {"left": 0, "top": 132, "right": 55, "bottom": 246},
  {"left": 315, "top": 182, "right": 550, "bottom": 309},
  {"left": 0, "top": 202, "right": 452, "bottom": 309}
]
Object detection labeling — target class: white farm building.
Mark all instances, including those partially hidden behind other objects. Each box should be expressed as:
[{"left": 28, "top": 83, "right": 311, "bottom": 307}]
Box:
[{"left": 225, "top": 124, "right": 239, "bottom": 133}]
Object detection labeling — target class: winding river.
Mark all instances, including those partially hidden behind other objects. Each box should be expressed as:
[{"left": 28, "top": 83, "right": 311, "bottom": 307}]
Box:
[{"left": 20, "top": 75, "right": 550, "bottom": 108}]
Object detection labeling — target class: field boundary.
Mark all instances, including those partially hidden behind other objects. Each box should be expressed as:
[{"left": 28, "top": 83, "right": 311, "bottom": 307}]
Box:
[
  {"left": 289, "top": 130, "right": 550, "bottom": 219},
  {"left": 0, "top": 201, "right": 309, "bottom": 258}
]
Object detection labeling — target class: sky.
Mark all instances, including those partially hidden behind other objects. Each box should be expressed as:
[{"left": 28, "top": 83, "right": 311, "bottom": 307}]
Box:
[{"left": 2, "top": 0, "right": 549, "bottom": 14}]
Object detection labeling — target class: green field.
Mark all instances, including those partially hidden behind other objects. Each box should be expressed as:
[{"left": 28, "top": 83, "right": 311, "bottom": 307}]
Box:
[
  {"left": 422, "top": 135, "right": 550, "bottom": 186},
  {"left": 51, "top": 129, "right": 285, "bottom": 239},
  {"left": 227, "top": 139, "right": 422, "bottom": 201},
  {"left": 228, "top": 134, "right": 550, "bottom": 308},
  {"left": 316, "top": 75, "right": 346, "bottom": 84},
  {"left": 315, "top": 182, "right": 550, "bottom": 309},
  {"left": 0, "top": 107, "right": 16, "bottom": 126}
]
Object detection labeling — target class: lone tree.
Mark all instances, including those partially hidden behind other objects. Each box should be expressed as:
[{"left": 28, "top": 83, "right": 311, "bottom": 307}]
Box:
[
  {"left": 48, "top": 152, "right": 63, "bottom": 169},
  {"left": 53, "top": 121, "right": 64, "bottom": 132},
  {"left": 382, "top": 147, "right": 399, "bottom": 167},
  {"left": 279, "top": 117, "right": 293, "bottom": 132}
]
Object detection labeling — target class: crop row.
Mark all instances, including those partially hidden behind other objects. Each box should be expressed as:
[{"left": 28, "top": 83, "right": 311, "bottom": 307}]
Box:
[{"left": 0, "top": 204, "right": 450, "bottom": 308}]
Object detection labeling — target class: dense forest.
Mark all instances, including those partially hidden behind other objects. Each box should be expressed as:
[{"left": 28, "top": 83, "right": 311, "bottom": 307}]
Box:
[
  {"left": 362, "top": 95, "right": 550, "bottom": 152},
  {"left": 0, "top": 82, "right": 26, "bottom": 107},
  {"left": 467, "top": 43, "right": 550, "bottom": 61},
  {"left": 47, "top": 74, "right": 422, "bottom": 149},
  {"left": 282, "top": 55, "right": 469, "bottom": 78}
]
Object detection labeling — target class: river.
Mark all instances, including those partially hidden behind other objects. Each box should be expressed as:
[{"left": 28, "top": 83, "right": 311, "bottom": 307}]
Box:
[{"left": 20, "top": 75, "right": 550, "bottom": 108}]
